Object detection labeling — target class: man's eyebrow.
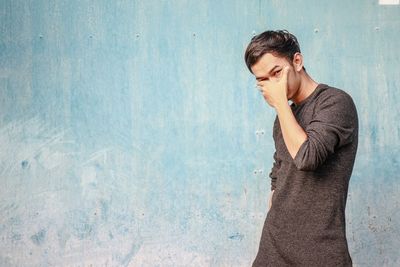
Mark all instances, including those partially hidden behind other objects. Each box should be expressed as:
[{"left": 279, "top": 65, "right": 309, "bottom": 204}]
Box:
[
  {"left": 268, "top": 65, "right": 280, "bottom": 74},
  {"left": 255, "top": 65, "right": 280, "bottom": 80}
]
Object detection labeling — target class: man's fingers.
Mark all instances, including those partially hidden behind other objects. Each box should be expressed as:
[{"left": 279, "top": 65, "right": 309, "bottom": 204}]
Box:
[
  {"left": 257, "top": 82, "right": 266, "bottom": 92},
  {"left": 281, "top": 66, "right": 290, "bottom": 81},
  {"left": 256, "top": 81, "right": 264, "bottom": 87}
]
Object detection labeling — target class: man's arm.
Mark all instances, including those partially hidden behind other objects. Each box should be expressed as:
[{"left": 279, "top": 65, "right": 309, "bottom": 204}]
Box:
[
  {"left": 257, "top": 67, "right": 357, "bottom": 171},
  {"left": 275, "top": 92, "right": 357, "bottom": 171},
  {"left": 274, "top": 103, "right": 307, "bottom": 159},
  {"left": 292, "top": 92, "right": 358, "bottom": 170},
  {"left": 257, "top": 73, "right": 354, "bottom": 166}
]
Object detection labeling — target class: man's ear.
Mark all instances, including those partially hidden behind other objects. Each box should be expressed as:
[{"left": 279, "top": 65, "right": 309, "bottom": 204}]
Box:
[{"left": 292, "top": 52, "right": 304, "bottom": 72}]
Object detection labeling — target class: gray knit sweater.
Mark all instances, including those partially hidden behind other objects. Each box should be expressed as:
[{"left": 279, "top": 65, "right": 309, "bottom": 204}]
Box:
[{"left": 253, "top": 83, "right": 358, "bottom": 267}]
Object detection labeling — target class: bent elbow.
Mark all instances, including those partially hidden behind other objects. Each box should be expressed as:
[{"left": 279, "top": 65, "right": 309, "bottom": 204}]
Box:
[
  {"left": 293, "top": 159, "right": 319, "bottom": 171},
  {"left": 293, "top": 137, "right": 328, "bottom": 171},
  {"left": 293, "top": 145, "right": 322, "bottom": 171}
]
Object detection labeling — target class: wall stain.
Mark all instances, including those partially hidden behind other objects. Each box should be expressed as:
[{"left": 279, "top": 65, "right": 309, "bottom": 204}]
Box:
[
  {"left": 229, "top": 232, "right": 244, "bottom": 241},
  {"left": 31, "top": 229, "right": 46, "bottom": 246}
]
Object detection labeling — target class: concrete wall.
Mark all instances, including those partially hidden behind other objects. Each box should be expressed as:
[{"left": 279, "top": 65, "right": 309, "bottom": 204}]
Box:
[{"left": 0, "top": 0, "right": 399, "bottom": 266}]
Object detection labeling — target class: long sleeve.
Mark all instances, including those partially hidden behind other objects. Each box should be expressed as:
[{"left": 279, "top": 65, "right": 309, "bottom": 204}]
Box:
[{"left": 293, "top": 91, "right": 358, "bottom": 171}]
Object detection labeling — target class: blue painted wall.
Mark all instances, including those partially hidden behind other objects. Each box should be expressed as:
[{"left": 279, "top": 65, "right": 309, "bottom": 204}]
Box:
[{"left": 1, "top": 0, "right": 399, "bottom": 266}]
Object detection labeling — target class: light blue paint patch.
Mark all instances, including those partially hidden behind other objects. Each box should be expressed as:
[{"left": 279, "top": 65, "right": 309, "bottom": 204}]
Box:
[
  {"left": 11, "top": 232, "right": 22, "bottom": 242},
  {"left": 57, "top": 229, "right": 70, "bottom": 249},
  {"left": 94, "top": 162, "right": 103, "bottom": 171},
  {"left": 100, "top": 199, "right": 109, "bottom": 222},
  {"left": 370, "top": 125, "right": 378, "bottom": 142},
  {"left": 229, "top": 232, "right": 244, "bottom": 241},
  {"left": 72, "top": 221, "right": 94, "bottom": 240},
  {"left": 108, "top": 230, "right": 114, "bottom": 240},
  {"left": 120, "top": 241, "right": 143, "bottom": 267},
  {"left": 21, "top": 160, "right": 29, "bottom": 169},
  {"left": 31, "top": 229, "right": 46, "bottom": 246},
  {"left": 70, "top": 210, "right": 96, "bottom": 240}
]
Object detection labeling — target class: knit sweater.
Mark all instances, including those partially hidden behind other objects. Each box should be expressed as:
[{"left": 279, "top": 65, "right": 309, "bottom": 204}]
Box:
[{"left": 253, "top": 83, "right": 358, "bottom": 267}]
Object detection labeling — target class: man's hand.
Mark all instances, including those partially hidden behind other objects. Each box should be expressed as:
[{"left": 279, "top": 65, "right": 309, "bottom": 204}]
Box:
[
  {"left": 257, "top": 66, "right": 290, "bottom": 108},
  {"left": 257, "top": 65, "right": 307, "bottom": 159}
]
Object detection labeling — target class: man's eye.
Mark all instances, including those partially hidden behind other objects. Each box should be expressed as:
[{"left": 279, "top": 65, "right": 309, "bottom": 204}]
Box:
[{"left": 275, "top": 70, "right": 282, "bottom": 76}]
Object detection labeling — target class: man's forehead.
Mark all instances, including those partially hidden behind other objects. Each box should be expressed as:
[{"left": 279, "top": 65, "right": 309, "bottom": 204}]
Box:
[{"left": 259, "top": 53, "right": 285, "bottom": 67}]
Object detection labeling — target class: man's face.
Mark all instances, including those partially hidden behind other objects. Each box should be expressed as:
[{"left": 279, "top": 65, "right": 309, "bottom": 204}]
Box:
[{"left": 250, "top": 52, "right": 299, "bottom": 100}]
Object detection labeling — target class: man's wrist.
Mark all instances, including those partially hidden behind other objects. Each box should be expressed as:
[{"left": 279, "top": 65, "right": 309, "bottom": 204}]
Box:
[{"left": 274, "top": 100, "right": 290, "bottom": 111}]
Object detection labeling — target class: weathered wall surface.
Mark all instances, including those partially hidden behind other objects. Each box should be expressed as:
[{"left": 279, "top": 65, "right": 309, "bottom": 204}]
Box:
[{"left": 0, "top": 0, "right": 399, "bottom": 266}]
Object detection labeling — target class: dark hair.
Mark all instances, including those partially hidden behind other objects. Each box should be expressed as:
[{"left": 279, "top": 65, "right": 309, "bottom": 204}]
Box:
[{"left": 244, "top": 30, "right": 306, "bottom": 73}]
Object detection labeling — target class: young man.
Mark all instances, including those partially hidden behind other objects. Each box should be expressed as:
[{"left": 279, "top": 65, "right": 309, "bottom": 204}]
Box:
[{"left": 244, "top": 30, "right": 358, "bottom": 266}]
